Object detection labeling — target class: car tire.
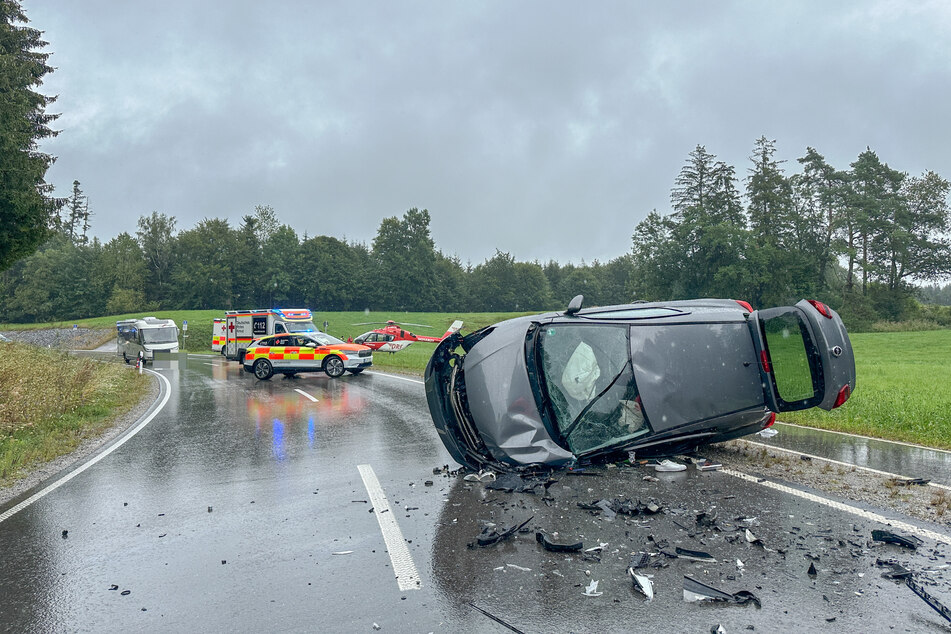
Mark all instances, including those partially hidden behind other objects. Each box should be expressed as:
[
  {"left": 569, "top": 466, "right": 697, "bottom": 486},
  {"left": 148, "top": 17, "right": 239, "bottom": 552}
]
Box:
[
  {"left": 347, "top": 368, "right": 364, "bottom": 375},
  {"left": 253, "top": 359, "right": 274, "bottom": 380},
  {"left": 323, "top": 355, "right": 345, "bottom": 378}
]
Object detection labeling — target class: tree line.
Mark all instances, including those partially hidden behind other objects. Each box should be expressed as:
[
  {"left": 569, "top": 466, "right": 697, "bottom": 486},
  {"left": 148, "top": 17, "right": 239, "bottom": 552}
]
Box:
[{"left": 2, "top": 136, "right": 950, "bottom": 330}]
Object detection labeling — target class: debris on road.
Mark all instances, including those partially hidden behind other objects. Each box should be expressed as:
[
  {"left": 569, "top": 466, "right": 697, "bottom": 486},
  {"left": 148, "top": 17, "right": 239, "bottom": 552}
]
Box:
[
  {"left": 871, "top": 529, "right": 923, "bottom": 550},
  {"left": 905, "top": 576, "right": 951, "bottom": 624},
  {"left": 628, "top": 566, "right": 654, "bottom": 601},
  {"left": 536, "top": 531, "right": 583, "bottom": 553},
  {"left": 485, "top": 474, "right": 553, "bottom": 494},
  {"left": 675, "top": 547, "right": 717, "bottom": 563},
  {"left": 757, "top": 428, "right": 778, "bottom": 439},
  {"left": 583, "top": 579, "right": 603, "bottom": 597},
  {"left": 474, "top": 516, "right": 534, "bottom": 547},
  {"left": 655, "top": 459, "right": 687, "bottom": 472},
  {"left": 468, "top": 602, "right": 526, "bottom": 634},
  {"left": 332, "top": 551, "right": 354, "bottom": 555},
  {"left": 683, "top": 575, "right": 760, "bottom": 608},
  {"left": 463, "top": 470, "right": 497, "bottom": 483}
]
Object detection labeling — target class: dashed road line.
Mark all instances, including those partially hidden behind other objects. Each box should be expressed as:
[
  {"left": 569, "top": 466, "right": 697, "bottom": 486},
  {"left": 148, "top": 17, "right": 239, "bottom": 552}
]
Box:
[
  {"left": 357, "top": 464, "right": 421, "bottom": 591},
  {"left": 739, "top": 439, "right": 951, "bottom": 492},
  {"left": 723, "top": 467, "right": 951, "bottom": 545},
  {"left": 0, "top": 369, "right": 172, "bottom": 525},
  {"left": 294, "top": 388, "right": 318, "bottom": 402}
]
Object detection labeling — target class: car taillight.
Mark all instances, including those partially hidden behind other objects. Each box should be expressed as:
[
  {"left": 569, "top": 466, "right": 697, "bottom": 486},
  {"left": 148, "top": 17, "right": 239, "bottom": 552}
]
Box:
[
  {"left": 808, "top": 300, "right": 833, "bottom": 319},
  {"left": 764, "top": 411, "right": 776, "bottom": 428},
  {"left": 760, "top": 350, "right": 771, "bottom": 373},
  {"left": 832, "top": 384, "right": 851, "bottom": 409},
  {"left": 736, "top": 300, "right": 753, "bottom": 313}
]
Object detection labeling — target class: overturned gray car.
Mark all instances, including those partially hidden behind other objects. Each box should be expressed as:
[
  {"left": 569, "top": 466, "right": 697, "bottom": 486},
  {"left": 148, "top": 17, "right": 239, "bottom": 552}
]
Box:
[{"left": 425, "top": 297, "right": 855, "bottom": 470}]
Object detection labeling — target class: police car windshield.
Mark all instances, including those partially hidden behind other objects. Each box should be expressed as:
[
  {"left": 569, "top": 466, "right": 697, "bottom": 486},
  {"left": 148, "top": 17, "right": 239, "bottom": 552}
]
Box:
[
  {"left": 304, "top": 333, "right": 344, "bottom": 346},
  {"left": 141, "top": 327, "right": 178, "bottom": 344},
  {"left": 286, "top": 321, "right": 318, "bottom": 333}
]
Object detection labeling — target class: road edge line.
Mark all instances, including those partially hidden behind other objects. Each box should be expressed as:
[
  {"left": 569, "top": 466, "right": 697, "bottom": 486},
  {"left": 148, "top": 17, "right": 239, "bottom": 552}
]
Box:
[{"left": 0, "top": 369, "right": 172, "bottom": 524}]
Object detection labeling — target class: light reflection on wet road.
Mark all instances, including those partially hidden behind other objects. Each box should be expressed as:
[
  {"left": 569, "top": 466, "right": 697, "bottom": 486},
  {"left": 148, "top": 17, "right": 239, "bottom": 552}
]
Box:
[{"left": 1, "top": 355, "right": 951, "bottom": 632}]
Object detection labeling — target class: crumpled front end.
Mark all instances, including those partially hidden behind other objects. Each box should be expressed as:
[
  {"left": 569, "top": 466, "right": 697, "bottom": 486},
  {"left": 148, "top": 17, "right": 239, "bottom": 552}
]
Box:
[{"left": 425, "top": 320, "right": 575, "bottom": 471}]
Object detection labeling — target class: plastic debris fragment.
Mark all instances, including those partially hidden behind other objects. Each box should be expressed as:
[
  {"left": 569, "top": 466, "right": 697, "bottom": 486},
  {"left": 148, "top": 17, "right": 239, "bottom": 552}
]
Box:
[
  {"left": 583, "top": 580, "right": 603, "bottom": 597},
  {"left": 629, "top": 567, "right": 654, "bottom": 601},
  {"left": 535, "top": 531, "right": 583, "bottom": 552},
  {"left": 871, "top": 529, "right": 923, "bottom": 550},
  {"left": 906, "top": 576, "right": 951, "bottom": 624},
  {"left": 676, "top": 547, "right": 717, "bottom": 562},
  {"left": 683, "top": 576, "right": 761, "bottom": 608},
  {"left": 807, "top": 562, "right": 817, "bottom": 577},
  {"left": 475, "top": 516, "right": 534, "bottom": 547},
  {"left": 757, "top": 428, "right": 778, "bottom": 438}
]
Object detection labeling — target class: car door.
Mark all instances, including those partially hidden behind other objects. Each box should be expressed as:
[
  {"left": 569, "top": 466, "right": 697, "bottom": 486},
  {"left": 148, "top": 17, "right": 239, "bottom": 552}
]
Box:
[
  {"left": 296, "top": 335, "right": 321, "bottom": 371},
  {"left": 748, "top": 300, "right": 856, "bottom": 412},
  {"left": 268, "top": 335, "right": 294, "bottom": 370}
]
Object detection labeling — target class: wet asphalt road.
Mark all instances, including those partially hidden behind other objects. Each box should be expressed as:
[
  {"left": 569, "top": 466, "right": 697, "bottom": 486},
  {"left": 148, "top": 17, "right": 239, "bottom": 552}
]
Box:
[{"left": 2, "top": 356, "right": 951, "bottom": 632}]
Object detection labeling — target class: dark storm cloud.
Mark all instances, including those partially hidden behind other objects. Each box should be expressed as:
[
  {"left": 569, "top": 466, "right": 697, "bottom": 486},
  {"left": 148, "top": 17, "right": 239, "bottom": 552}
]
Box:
[{"left": 25, "top": 0, "right": 951, "bottom": 264}]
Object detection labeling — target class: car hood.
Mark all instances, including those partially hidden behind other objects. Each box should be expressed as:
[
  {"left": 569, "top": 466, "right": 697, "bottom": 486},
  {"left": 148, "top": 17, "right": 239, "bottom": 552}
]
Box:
[{"left": 462, "top": 317, "right": 574, "bottom": 467}]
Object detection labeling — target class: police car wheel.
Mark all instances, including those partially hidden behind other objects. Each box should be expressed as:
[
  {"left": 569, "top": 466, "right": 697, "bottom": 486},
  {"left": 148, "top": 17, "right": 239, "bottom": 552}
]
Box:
[
  {"left": 324, "top": 355, "right": 345, "bottom": 378},
  {"left": 253, "top": 359, "right": 273, "bottom": 380}
]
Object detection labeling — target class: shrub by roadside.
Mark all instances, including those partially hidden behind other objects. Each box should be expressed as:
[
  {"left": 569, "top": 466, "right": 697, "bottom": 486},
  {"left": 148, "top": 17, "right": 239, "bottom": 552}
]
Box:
[{"left": 0, "top": 343, "right": 149, "bottom": 486}]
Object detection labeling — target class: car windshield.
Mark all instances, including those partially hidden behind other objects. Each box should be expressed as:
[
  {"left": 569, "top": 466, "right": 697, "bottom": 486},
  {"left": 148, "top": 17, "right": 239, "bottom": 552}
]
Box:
[
  {"left": 303, "top": 332, "right": 345, "bottom": 346},
  {"left": 285, "top": 321, "right": 318, "bottom": 333},
  {"left": 141, "top": 327, "right": 178, "bottom": 344},
  {"left": 537, "top": 324, "right": 650, "bottom": 454}
]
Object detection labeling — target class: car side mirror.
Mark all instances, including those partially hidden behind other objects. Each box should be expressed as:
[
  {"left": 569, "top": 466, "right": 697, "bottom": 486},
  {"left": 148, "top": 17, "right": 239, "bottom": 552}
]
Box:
[
  {"left": 305, "top": 342, "right": 316, "bottom": 348},
  {"left": 566, "top": 294, "right": 584, "bottom": 315}
]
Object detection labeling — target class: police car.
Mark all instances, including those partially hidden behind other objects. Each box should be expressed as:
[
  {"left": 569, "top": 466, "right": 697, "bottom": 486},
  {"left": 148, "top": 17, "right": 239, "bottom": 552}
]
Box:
[{"left": 243, "top": 332, "right": 373, "bottom": 379}]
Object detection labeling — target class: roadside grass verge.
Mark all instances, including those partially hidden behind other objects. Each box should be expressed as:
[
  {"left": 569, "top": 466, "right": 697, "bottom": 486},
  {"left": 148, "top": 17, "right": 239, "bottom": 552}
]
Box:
[
  {"left": 782, "top": 329, "right": 951, "bottom": 450},
  {"left": 0, "top": 343, "right": 150, "bottom": 487}
]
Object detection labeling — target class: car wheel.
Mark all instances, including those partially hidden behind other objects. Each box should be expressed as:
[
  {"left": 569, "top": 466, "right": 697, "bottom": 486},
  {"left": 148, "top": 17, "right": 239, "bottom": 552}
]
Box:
[
  {"left": 347, "top": 368, "right": 364, "bottom": 375},
  {"left": 253, "top": 359, "right": 273, "bottom": 380},
  {"left": 324, "top": 355, "right": 345, "bottom": 378}
]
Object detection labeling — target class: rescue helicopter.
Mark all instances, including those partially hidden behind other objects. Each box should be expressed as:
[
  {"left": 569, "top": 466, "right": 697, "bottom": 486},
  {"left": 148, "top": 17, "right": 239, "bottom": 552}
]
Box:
[{"left": 351, "top": 319, "right": 463, "bottom": 353}]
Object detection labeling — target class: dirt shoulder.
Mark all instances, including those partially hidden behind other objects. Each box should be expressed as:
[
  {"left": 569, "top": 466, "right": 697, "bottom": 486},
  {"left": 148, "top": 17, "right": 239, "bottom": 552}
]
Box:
[
  {"left": 0, "top": 371, "right": 160, "bottom": 509},
  {"left": 704, "top": 440, "right": 951, "bottom": 529}
]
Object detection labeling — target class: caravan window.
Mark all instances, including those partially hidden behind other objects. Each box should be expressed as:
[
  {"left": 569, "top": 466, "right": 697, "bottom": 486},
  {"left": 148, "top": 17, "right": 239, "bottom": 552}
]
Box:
[{"left": 141, "top": 328, "right": 178, "bottom": 344}]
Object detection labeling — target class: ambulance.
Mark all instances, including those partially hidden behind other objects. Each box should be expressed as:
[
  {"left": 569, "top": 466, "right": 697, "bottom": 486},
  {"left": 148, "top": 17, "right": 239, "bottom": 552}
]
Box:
[
  {"left": 212, "top": 318, "right": 226, "bottom": 353},
  {"left": 222, "top": 308, "right": 319, "bottom": 361},
  {"left": 116, "top": 317, "right": 179, "bottom": 364}
]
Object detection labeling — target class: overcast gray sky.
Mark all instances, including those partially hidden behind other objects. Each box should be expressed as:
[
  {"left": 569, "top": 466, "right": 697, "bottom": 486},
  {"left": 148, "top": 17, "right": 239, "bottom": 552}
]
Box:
[{"left": 24, "top": 0, "right": 951, "bottom": 265}]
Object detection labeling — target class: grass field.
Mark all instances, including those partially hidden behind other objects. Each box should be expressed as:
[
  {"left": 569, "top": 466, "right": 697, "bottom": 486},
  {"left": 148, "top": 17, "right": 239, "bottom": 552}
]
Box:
[
  {"left": 4, "top": 311, "right": 950, "bottom": 450},
  {"left": 783, "top": 329, "right": 951, "bottom": 449},
  {"left": 0, "top": 343, "right": 150, "bottom": 486}
]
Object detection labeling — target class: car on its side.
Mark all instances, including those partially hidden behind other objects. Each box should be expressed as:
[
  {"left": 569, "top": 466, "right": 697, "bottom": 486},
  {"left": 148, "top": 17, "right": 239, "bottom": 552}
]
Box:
[
  {"left": 425, "top": 296, "right": 855, "bottom": 471},
  {"left": 243, "top": 332, "right": 373, "bottom": 380}
]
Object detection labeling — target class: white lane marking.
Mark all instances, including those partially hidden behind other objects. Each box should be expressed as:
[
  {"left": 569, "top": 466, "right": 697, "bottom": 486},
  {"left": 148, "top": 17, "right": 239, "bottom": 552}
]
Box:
[
  {"left": 776, "top": 421, "right": 951, "bottom": 455},
  {"left": 364, "top": 371, "right": 424, "bottom": 385},
  {"left": 0, "top": 369, "right": 172, "bottom": 524},
  {"left": 294, "top": 388, "right": 318, "bottom": 402},
  {"left": 739, "top": 439, "right": 951, "bottom": 492},
  {"left": 357, "top": 464, "right": 421, "bottom": 591},
  {"left": 723, "top": 468, "right": 951, "bottom": 545}
]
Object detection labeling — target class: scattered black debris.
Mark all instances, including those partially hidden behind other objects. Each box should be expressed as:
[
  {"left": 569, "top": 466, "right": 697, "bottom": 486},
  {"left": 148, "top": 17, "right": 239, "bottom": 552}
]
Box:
[
  {"left": 536, "top": 531, "right": 583, "bottom": 552},
  {"left": 351, "top": 500, "right": 368, "bottom": 504},
  {"left": 123, "top": 502, "right": 128, "bottom": 506},
  {"left": 629, "top": 552, "right": 650, "bottom": 569},
  {"left": 61, "top": 530, "right": 68, "bottom": 539},
  {"left": 807, "top": 562, "right": 818, "bottom": 577},
  {"left": 424, "top": 481, "right": 434, "bottom": 487},
  {"left": 469, "top": 602, "right": 526, "bottom": 633},
  {"left": 120, "top": 590, "right": 131, "bottom": 596},
  {"left": 108, "top": 584, "right": 119, "bottom": 591},
  {"left": 676, "top": 547, "right": 717, "bottom": 562},
  {"left": 880, "top": 563, "right": 912, "bottom": 580},
  {"left": 872, "top": 529, "right": 923, "bottom": 550},
  {"left": 710, "top": 625, "right": 727, "bottom": 634},
  {"left": 906, "top": 576, "right": 951, "bottom": 624},
  {"left": 221, "top": 560, "right": 227, "bottom": 565},
  {"left": 800, "top": 455, "right": 812, "bottom": 461},
  {"left": 696, "top": 510, "right": 718, "bottom": 528},
  {"left": 207, "top": 506, "right": 213, "bottom": 513},
  {"left": 683, "top": 575, "right": 761, "bottom": 608},
  {"left": 577, "top": 498, "right": 662, "bottom": 517},
  {"left": 565, "top": 468, "right": 603, "bottom": 477},
  {"left": 474, "top": 516, "right": 534, "bottom": 547},
  {"left": 486, "top": 474, "right": 553, "bottom": 494}
]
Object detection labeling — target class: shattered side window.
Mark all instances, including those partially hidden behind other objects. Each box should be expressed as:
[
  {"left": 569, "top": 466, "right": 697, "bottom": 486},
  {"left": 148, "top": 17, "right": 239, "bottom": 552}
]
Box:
[{"left": 539, "top": 324, "right": 650, "bottom": 454}]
